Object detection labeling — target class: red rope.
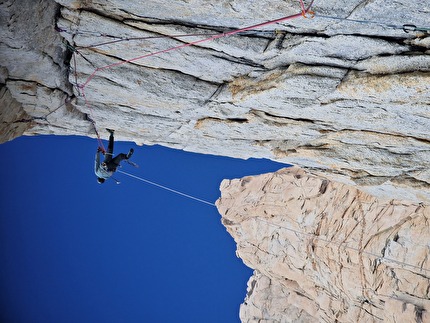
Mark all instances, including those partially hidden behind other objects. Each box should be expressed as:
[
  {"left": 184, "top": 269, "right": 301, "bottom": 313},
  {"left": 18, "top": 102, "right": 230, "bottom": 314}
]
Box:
[
  {"left": 74, "top": 0, "right": 314, "bottom": 153},
  {"left": 72, "top": 53, "right": 80, "bottom": 96},
  {"left": 81, "top": 89, "right": 106, "bottom": 153},
  {"left": 299, "top": 0, "right": 307, "bottom": 15},
  {"left": 79, "top": 0, "right": 314, "bottom": 89}
]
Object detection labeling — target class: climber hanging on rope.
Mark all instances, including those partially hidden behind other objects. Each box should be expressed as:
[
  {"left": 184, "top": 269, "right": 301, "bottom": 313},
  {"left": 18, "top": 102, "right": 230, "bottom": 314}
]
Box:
[{"left": 95, "top": 129, "right": 134, "bottom": 184}]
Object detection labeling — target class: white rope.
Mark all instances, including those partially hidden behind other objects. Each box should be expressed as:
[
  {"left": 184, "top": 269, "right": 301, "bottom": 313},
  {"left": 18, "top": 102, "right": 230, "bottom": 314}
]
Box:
[
  {"left": 117, "top": 169, "right": 427, "bottom": 274},
  {"left": 117, "top": 170, "right": 216, "bottom": 207}
]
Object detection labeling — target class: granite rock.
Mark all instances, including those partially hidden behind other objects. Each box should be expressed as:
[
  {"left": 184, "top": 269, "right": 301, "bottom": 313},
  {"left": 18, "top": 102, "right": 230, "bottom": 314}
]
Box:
[
  {"left": 1, "top": 0, "right": 429, "bottom": 202},
  {"left": 1, "top": 1, "right": 430, "bottom": 321},
  {"left": 217, "top": 167, "right": 430, "bottom": 322}
]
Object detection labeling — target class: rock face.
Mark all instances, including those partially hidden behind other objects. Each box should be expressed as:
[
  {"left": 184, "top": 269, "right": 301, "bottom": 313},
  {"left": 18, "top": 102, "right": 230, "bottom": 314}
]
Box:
[
  {"left": 0, "top": 0, "right": 73, "bottom": 140},
  {"left": 1, "top": 1, "right": 430, "bottom": 321},
  {"left": 217, "top": 167, "right": 430, "bottom": 322},
  {"left": 1, "top": 0, "right": 429, "bottom": 203}
]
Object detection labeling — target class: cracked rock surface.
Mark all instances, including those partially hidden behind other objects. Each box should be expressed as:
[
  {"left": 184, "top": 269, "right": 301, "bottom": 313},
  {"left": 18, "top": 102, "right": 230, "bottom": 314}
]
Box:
[
  {"left": 1, "top": 0, "right": 430, "bottom": 321},
  {"left": 1, "top": 0, "right": 429, "bottom": 202},
  {"left": 217, "top": 167, "right": 430, "bottom": 322}
]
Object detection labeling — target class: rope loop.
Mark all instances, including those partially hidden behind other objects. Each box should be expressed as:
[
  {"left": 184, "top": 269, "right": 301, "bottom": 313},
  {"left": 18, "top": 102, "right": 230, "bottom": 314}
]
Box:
[
  {"left": 301, "top": 10, "right": 315, "bottom": 19},
  {"left": 403, "top": 24, "right": 417, "bottom": 33},
  {"left": 299, "top": 0, "right": 315, "bottom": 19},
  {"left": 402, "top": 24, "right": 430, "bottom": 33}
]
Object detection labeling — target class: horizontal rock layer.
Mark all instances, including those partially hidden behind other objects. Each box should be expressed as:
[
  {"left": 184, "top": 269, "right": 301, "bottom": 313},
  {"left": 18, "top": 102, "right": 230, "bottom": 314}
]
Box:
[
  {"left": 1, "top": 0, "right": 429, "bottom": 202},
  {"left": 217, "top": 167, "right": 430, "bottom": 322},
  {"left": 2, "top": 1, "right": 430, "bottom": 322}
]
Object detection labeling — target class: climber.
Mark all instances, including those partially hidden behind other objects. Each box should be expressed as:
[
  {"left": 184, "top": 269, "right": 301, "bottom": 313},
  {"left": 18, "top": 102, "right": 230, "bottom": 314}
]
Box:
[{"left": 95, "top": 129, "right": 134, "bottom": 184}]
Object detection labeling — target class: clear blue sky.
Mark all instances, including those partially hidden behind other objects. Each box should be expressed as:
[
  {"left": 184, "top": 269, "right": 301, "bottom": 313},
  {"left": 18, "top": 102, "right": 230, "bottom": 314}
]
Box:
[{"left": 0, "top": 135, "right": 288, "bottom": 323}]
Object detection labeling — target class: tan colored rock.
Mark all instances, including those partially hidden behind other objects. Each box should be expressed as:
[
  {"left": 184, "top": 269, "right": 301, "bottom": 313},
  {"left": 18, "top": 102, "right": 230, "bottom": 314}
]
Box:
[
  {"left": 217, "top": 166, "right": 430, "bottom": 322},
  {"left": 239, "top": 271, "right": 316, "bottom": 322}
]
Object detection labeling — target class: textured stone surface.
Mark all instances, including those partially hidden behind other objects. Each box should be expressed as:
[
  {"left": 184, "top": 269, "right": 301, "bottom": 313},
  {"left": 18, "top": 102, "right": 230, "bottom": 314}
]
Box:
[
  {"left": 2, "top": 1, "right": 430, "bottom": 321},
  {"left": 1, "top": 0, "right": 429, "bottom": 202},
  {"left": 217, "top": 166, "right": 430, "bottom": 322},
  {"left": 0, "top": 0, "right": 84, "bottom": 140}
]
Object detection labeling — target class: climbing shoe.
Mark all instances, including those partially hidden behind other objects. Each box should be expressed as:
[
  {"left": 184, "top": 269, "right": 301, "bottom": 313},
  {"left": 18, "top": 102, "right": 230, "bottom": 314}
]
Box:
[
  {"left": 126, "top": 148, "right": 134, "bottom": 159},
  {"left": 106, "top": 128, "right": 115, "bottom": 134}
]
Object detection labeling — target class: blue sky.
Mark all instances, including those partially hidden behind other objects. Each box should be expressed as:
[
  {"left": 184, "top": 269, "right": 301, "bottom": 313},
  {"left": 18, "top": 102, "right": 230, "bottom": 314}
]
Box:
[{"left": 0, "top": 135, "right": 288, "bottom": 323}]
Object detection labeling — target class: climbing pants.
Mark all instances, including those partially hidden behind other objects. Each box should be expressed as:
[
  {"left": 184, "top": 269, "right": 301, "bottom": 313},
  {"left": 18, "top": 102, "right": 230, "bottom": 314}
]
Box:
[{"left": 103, "top": 132, "right": 127, "bottom": 171}]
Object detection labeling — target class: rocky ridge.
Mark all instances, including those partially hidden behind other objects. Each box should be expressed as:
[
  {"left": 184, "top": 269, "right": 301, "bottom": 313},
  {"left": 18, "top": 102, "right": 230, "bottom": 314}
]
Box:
[{"left": 217, "top": 167, "right": 430, "bottom": 322}]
